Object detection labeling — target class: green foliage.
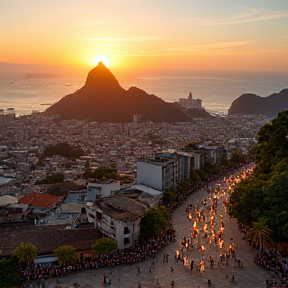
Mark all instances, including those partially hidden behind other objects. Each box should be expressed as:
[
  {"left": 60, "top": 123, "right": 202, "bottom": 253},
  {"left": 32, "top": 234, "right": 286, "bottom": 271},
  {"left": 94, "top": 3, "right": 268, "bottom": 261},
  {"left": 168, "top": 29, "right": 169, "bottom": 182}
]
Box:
[
  {"left": 43, "top": 142, "right": 83, "bottom": 160},
  {"left": 249, "top": 217, "right": 272, "bottom": 252},
  {"left": 140, "top": 206, "right": 170, "bottom": 241},
  {"left": 92, "top": 238, "right": 118, "bottom": 255},
  {"left": 0, "top": 257, "right": 22, "bottom": 288},
  {"left": 228, "top": 110, "right": 288, "bottom": 243},
  {"left": 83, "top": 167, "right": 118, "bottom": 180},
  {"left": 12, "top": 243, "right": 38, "bottom": 266},
  {"left": 228, "top": 177, "right": 265, "bottom": 227},
  {"left": 229, "top": 149, "right": 247, "bottom": 165},
  {"left": 178, "top": 181, "right": 190, "bottom": 194},
  {"left": 35, "top": 173, "right": 64, "bottom": 184},
  {"left": 190, "top": 169, "right": 206, "bottom": 183},
  {"left": 203, "top": 162, "right": 221, "bottom": 176},
  {"left": 254, "top": 110, "right": 288, "bottom": 176},
  {"left": 163, "top": 190, "right": 177, "bottom": 204},
  {"left": 53, "top": 245, "right": 76, "bottom": 265},
  {"left": 263, "top": 170, "right": 288, "bottom": 242}
]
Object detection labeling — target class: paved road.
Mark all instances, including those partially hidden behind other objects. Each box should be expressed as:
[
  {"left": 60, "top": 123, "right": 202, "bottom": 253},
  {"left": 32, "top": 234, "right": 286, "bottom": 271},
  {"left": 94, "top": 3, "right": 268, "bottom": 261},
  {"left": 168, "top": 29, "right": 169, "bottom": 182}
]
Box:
[{"left": 45, "top": 188, "right": 271, "bottom": 288}]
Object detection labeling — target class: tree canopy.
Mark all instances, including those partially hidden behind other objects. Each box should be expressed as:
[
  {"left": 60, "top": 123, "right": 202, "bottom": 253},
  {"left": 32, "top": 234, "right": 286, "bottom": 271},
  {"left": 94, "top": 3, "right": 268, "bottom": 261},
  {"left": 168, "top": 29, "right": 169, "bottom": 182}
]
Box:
[
  {"left": 35, "top": 172, "right": 64, "bottom": 184},
  {"left": 43, "top": 142, "right": 83, "bottom": 159},
  {"left": 53, "top": 245, "right": 76, "bottom": 265},
  {"left": 140, "top": 206, "right": 170, "bottom": 241},
  {"left": 0, "top": 257, "right": 22, "bottom": 288},
  {"left": 83, "top": 167, "right": 118, "bottom": 180},
  {"left": 229, "top": 149, "right": 247, "bottom": 166},
  {"left": 12, "top": 243, "right": 38, "bottom": 266},
  {"left": 92, "top": 238, "right": 118, "bottom": 255},
  {"left": 228, "top": 110, "right": 288, "bottom": 243}
]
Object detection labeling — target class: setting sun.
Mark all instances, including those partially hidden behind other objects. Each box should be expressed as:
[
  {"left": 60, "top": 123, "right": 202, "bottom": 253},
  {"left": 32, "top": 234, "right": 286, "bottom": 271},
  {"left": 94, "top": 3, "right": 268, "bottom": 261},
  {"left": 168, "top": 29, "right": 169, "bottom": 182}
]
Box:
[{"left": 92, "top": 56, "right": 109, "bottom": 67}]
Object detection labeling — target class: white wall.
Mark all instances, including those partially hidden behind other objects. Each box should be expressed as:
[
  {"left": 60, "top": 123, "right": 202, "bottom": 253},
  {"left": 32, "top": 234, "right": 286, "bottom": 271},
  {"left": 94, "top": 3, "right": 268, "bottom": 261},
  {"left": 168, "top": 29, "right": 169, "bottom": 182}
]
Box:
[
  {"left": 87, "top": 182, "right": 120, "bottom": 201},
  {"left": 115, "top": 220, "right": 135, "bottom": 249},
  {"left": 101, "top": 182, "right": 120, "bottom": 198},
  {"left": 137, "top": 161, "right": 163, "bottom": 190},
  {"left": 194, "top": 154, "right": 201, "bottom": 170}
]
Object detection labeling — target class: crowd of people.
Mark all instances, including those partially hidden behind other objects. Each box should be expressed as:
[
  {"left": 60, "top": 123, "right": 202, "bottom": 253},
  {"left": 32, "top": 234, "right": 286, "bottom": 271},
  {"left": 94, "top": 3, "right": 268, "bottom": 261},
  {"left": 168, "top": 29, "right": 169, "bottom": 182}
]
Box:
[
  {"left": 254, "top": 250, "right": 288, "bottom": 286},
  {"left": 20, "top": 231, "right": 174, "bottom": 282},
  {"left": 21, "top": 163, "right": 288, "bottom": 287},
  {"left": 169, "top": 164, "right": 257, "bottom": 286}
]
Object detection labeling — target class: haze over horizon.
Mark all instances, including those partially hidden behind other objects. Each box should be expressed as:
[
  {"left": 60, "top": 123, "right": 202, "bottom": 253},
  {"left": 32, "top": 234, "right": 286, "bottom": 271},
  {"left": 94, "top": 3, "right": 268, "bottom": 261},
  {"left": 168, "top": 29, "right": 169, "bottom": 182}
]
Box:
[{"left": 1, "top": 0, "right": 288, "bottom": 77}]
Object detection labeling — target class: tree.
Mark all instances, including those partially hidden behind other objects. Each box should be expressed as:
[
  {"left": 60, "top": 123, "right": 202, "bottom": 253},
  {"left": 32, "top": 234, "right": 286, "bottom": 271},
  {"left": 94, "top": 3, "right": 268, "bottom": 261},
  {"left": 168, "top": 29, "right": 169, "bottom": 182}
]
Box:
[
  {"left": 43, "top": 142, "right": 84, "bottom": 159},
  {"left": 228, "top": 110, "right": 288, "bottom": 243},
  {"left": 228, "top": 177, "right": 265, "bottom": 227},
  {"left": 178, "top": 181, "right": 190, "bottom": 195},
  {"left": 83, "top": 167, "right": 118, "bottom": 180},
  {"left": 140, "top": 206, "right": 170, "bottom": 241},
  {"left": 163, "top": 189, "right": 177, "bottom": 204},
  {"left": 12, "top": 243, "right": 38, "bottom": 266},
  {"left": 262, "top": 169, "right": 288, "bottom": 242},
  {"left": 35, "top": 173, "right": 64, "bottom": 184},
  {"left": 53, "top": 245, "right": 76, "bottom": 265},
  {"left": 92, "top": 238, "right": 118, "bottom": 255},
  {"left": 0, "top": 257, "right": 22, "bottom": 288},
  {"left": 249, "top": 217, "right": 272, "bottom": 252},
  {"left": 229, "top": 149, "right": 247, "bottom": 166}
]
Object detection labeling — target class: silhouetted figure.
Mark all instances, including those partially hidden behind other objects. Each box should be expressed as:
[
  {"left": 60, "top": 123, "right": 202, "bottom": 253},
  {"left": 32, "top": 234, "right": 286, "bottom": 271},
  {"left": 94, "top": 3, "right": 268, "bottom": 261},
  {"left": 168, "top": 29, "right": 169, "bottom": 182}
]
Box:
[{"left": 190, "top": 260, "right": 194, "bottom": 270}]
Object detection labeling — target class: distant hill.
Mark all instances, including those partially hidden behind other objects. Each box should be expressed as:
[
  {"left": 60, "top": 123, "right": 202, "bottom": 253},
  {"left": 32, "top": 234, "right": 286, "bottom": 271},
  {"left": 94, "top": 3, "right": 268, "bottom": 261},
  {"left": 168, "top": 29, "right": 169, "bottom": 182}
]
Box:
[
  {"left": 228, "top": 88, "right": 288, "bottom": 118},
  {"left": 184, "top": 107, "right": 213, "bottom": 118},
  {"left": 45, "top": 62, "right": 193, "bottom": 123}
]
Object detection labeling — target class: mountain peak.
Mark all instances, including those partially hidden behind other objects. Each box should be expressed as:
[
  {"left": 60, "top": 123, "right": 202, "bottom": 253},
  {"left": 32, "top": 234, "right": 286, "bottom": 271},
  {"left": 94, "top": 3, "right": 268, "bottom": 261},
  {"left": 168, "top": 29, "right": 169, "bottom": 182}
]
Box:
[
  {"left": 45, "top": 64, "right": 194, "bottom": 123},
  {"left": 97, "top": 61, "right": 106, "bottom": 67},
  {"left": 84, "top": 61, "right": 121, "bottom": 91}
]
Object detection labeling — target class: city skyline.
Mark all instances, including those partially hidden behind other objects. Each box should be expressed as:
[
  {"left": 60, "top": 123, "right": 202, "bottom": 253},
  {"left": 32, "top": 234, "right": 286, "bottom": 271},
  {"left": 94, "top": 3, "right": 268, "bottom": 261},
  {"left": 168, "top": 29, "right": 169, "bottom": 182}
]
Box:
[{"left": 1, "top": 0, "right": 288, "bottom": 76}]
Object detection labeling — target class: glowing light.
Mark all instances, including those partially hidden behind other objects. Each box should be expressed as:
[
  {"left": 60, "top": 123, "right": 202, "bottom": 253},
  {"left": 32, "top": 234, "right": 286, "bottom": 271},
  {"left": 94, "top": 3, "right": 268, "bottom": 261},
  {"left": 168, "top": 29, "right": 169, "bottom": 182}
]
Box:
[{"left": 92, "top": 56, "right": 109, "bottom": 67}]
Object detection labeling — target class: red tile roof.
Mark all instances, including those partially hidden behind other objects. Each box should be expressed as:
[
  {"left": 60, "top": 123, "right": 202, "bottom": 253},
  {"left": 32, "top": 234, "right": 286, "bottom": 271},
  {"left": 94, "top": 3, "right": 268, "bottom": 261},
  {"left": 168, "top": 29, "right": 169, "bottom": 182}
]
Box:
[{"left": 19, "top": 192, "right": 63, "bottom": 209}]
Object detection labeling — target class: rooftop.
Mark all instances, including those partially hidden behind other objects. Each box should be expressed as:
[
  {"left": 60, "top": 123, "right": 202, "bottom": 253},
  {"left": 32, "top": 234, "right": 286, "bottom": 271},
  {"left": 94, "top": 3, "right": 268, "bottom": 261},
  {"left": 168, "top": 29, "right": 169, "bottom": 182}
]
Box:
[
  {"left": 97, "top": 195, "right": 147, "bottom": 221},
  {"left": 19, "top": 192, "right": 63, "bottom": 209},
  {"left": 0, "top": 224, "right": 103, "bottom": 256}
]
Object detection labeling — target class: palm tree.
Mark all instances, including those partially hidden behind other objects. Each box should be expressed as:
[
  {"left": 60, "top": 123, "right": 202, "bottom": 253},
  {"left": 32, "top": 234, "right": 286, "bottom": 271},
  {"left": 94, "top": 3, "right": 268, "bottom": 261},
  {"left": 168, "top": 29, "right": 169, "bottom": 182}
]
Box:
[
  {"left": 249, "top": 217, "right": 272, "bottom": 252},
  {"left": 12, "top": 243, "right": 38, "bottom": 266}
]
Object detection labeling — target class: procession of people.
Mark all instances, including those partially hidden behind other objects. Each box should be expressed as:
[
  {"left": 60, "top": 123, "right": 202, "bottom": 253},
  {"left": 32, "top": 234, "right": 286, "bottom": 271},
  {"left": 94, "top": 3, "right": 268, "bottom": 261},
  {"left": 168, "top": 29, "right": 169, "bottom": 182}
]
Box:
[{"left": 23, "top": 163, "right": 288, "bottom": 287}]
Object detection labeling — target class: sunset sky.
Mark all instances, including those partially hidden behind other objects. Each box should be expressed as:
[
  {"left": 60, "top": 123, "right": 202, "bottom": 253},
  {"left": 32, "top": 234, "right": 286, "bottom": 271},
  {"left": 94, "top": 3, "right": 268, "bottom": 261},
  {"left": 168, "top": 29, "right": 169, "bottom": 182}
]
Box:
[{"left": 1, "top": 0, "right": 288, "bottom": 74}]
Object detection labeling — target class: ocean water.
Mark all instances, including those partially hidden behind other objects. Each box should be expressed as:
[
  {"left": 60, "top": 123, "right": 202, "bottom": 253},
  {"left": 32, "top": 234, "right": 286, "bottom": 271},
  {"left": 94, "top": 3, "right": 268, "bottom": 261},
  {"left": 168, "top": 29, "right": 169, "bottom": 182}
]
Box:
[{"left": 0, "top": 71, "right": 287, "bottom": 116}]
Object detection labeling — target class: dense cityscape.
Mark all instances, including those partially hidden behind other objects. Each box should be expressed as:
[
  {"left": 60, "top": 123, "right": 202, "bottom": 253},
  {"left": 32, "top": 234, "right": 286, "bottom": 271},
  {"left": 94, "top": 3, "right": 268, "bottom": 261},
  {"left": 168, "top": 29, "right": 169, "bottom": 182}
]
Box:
[
  {"left": 0, "top": 113, "right": 265, "bottom": 196},
  {"left": 3, "top": 110, "right": 286, "bottom": 287}
]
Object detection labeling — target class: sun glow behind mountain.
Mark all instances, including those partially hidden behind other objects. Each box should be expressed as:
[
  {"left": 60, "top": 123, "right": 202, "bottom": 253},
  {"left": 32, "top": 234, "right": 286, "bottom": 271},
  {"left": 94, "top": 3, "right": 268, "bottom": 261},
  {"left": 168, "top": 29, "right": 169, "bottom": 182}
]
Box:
[{"left": 92, "top": 56, "right": 109, "bottom": 68}]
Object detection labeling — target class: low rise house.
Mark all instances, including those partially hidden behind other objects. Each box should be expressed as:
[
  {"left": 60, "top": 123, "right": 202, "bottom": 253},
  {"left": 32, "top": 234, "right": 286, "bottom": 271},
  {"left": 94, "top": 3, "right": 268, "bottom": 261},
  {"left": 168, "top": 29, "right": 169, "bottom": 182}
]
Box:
[
  {"left": 87, "top": 195, "right": 147, "bottom": 249},
  {"left": 0, "top": 224, "right": 103, "bottom": 259},
  {"left": 86, "top": 181, "right": 120, "bottom": 202},
  {"left": 19, "top": 192, "right": 63, "bottom": 210},
  {"left": 19, "top": 192, "right": 63, "bottom": 223}
]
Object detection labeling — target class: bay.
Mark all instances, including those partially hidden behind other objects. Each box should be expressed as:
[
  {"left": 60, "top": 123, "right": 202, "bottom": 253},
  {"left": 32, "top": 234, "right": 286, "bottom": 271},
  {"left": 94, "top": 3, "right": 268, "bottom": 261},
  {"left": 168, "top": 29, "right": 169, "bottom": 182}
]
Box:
[{"left": 0, "top": 71, "right": 287, "bottom": 116}]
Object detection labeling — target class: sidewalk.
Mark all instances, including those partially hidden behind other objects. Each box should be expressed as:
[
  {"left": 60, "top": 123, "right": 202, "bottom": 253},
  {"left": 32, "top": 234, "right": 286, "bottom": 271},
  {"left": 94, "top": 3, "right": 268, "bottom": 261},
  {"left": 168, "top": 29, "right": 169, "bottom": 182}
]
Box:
[{"left": 49, "top": 187, "right": 271, "bottom": 288}]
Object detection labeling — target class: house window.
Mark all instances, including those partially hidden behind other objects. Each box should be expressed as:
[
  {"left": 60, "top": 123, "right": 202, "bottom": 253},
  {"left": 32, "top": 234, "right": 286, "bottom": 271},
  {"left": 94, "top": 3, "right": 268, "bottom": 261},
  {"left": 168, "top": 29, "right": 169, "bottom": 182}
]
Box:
[
  {"left": 124, "top": 237, "right": 130, "bottom": 245},
  {"left": 96, "top": 212, "right": 102, "bottom": 220},
  {"left": 124, "top": 226, "right": 130, "bottom": 234}
]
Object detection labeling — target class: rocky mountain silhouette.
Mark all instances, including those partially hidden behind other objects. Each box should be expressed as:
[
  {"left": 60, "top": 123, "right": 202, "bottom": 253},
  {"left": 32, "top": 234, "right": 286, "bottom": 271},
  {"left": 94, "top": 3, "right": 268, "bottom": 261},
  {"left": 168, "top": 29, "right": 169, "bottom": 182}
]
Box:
[
  {"left": 228, "top": 88, "right": 288, "bottom": 118},
  {"left": 45, "top": 62, "right": 192, "bottom": 123}
]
